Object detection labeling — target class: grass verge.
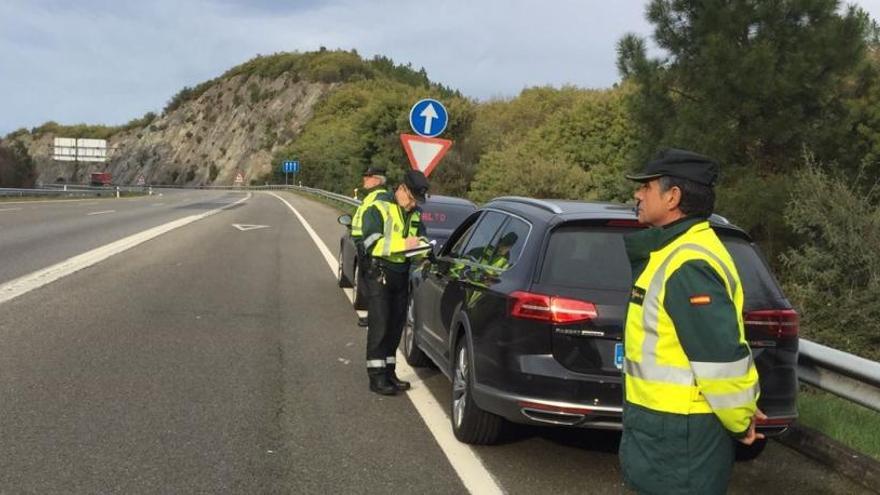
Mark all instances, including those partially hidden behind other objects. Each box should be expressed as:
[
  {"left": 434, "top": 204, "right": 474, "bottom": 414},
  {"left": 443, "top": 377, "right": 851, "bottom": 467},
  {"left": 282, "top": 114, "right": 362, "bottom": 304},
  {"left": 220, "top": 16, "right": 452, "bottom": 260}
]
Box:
[{"left": 797, "top": 384, "right": 880, "bottom": 460}]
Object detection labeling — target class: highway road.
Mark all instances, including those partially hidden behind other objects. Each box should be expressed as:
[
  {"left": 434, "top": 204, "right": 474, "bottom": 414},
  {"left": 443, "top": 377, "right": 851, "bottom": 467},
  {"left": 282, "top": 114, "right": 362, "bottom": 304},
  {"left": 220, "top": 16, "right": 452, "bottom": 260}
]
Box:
[{"left": 0, "top": 190, "right": 869, "bottom": 493}]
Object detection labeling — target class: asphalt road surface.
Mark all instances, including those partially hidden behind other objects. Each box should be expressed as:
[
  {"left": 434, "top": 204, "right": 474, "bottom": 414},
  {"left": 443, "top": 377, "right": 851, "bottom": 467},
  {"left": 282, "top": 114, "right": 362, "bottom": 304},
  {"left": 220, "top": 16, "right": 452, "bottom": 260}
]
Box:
[{"left": 0, "top": 190, "right": 869, "bottom": 494}]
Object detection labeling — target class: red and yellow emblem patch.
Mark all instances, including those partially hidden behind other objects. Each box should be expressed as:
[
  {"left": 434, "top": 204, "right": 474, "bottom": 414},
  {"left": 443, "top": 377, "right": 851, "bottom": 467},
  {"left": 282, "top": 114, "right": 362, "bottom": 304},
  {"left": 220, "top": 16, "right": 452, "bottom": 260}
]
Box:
[{"left": 689, "top": 295, "right": 712, "bottom": 306}]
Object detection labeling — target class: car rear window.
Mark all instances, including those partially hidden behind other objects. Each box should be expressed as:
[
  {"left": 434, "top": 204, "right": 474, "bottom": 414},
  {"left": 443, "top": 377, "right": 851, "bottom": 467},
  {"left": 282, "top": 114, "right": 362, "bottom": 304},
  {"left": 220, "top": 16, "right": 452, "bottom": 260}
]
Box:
[
  {"left": 539, "top": 224, "right": 788, "bottom": 307},
  {"left": 421, "top": 204, "right": 475, "bottom": 229},
  {"left": 540, "top": 226, "right": 632, "bottom": 291}
]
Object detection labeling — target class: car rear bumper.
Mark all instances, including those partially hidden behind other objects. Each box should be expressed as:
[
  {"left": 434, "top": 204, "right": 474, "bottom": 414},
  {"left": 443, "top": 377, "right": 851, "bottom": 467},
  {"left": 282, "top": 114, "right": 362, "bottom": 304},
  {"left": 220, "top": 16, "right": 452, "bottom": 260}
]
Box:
[
  {"left": 470, "top": 353, "right": 624, "bottom": 429},
  {"left": 473, "top": 382, "right": 623, "bottom": 429}
]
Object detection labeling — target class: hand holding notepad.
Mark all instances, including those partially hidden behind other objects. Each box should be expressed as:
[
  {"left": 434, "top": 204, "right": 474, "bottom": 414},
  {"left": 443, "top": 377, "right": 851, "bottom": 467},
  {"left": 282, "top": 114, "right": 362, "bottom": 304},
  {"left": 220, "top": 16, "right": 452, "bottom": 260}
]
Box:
[{"left": 399, "top": 239, "right": 436, "bottom": 257}]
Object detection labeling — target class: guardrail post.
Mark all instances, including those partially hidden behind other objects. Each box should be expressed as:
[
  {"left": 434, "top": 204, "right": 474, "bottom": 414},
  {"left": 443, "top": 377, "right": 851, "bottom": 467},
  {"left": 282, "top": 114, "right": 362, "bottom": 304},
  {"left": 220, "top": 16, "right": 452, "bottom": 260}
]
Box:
[
  {"left": 63, "top": 185, "right": 67, "bottom": 192},
  {"left": 116, "top": 186, "right": 120, "bottom": 199}
]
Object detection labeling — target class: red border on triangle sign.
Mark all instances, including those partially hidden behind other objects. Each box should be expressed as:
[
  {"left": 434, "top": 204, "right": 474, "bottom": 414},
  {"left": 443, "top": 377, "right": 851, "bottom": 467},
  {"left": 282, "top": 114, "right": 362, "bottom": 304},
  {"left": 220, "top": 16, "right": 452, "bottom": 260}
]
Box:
[{"left": 400, "top": 134, "right": 453, "bottom": 178}]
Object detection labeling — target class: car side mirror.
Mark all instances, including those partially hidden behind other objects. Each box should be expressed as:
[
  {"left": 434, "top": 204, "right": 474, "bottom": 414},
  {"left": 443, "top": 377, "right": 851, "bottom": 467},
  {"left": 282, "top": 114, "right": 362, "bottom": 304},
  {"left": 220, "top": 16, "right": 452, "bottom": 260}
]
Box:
[{"left": 338, "top": 214, "right": 353, "bottom": 227}]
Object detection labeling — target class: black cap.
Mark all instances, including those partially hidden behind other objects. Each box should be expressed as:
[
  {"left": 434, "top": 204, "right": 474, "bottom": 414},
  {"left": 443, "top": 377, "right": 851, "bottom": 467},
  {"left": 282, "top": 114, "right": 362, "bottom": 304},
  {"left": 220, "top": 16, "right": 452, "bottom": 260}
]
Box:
[
  {"left": 626, "top": 149, "right": 719, "bottom": 187},
  {"left": 403, "top": 170, "right": 429, "bottom": 203},
  {"left": 362, "top": 166, "right": 387, "bottom": 177}
]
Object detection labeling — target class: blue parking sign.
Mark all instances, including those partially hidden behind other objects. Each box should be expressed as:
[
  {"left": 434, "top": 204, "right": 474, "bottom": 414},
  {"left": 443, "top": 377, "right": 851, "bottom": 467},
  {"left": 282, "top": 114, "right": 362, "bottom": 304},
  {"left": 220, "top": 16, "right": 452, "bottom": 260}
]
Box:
[{"left": 409, "top": 99, "right": 448, "bottom": 138}]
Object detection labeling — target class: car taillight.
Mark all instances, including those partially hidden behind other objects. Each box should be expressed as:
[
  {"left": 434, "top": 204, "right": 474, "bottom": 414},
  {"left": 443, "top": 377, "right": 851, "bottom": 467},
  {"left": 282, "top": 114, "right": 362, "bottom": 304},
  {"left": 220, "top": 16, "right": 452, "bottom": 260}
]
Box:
[
  {"left": 743, "top": 309, "right": 799, "bottom": 339},
  {"left": 509, "top": 291, "right": 598, "bottom": 324}
]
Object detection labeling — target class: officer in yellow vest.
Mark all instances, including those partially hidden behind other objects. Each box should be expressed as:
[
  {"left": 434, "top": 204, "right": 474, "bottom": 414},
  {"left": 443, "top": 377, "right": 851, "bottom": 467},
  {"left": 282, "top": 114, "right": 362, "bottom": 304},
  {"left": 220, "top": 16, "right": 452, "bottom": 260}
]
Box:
[
  {"left": 619, "top": 149, "right": 766, "bottom": 494},
  {"left": 352, "top": 166, "right": 389, "bottom": 327},
  {"left": 360, "top": 170, "right": 430, "bottom": 395}
]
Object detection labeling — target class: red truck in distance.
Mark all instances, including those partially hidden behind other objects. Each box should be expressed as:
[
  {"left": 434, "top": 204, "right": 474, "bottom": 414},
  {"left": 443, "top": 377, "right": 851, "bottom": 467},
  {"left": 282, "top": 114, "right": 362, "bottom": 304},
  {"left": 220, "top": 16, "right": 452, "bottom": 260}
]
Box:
[{"left": 90, "top": 172, "right": 112, "bottom": 186}]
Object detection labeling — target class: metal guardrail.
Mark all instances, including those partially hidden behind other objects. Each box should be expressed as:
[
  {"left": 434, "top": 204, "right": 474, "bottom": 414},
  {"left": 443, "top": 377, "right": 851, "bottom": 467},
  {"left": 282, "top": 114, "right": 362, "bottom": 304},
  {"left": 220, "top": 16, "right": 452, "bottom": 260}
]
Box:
[
  {"left": 0, "top": 186, "right": 132, "bottom": 198},
  {"left": 798, "top": 339, "right": 880, "bottom": 412}
]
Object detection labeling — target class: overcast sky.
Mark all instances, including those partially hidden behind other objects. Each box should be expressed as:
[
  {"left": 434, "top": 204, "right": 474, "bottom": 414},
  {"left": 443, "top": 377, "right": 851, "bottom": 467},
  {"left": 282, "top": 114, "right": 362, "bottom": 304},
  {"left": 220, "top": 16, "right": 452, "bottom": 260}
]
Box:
[{"left": 2, "top": 0, "right": 880, "bottom": 135}]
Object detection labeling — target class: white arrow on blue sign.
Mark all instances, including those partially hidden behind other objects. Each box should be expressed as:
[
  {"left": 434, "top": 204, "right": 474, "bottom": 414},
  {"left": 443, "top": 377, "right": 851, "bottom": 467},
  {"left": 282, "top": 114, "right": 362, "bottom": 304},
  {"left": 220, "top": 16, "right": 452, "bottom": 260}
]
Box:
[
  {"left": 282, "top": 160, "right": 300, "bottom": 173},
  {"left": 409, "top": 99, "right": 448, "bottom": 138}
]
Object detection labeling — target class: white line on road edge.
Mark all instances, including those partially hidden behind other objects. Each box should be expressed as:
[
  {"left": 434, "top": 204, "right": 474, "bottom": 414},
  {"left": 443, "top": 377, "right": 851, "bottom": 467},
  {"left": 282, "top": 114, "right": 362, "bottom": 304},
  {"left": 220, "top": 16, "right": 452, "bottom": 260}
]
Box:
[
  {"left": 268, "top": 191, "right": 504, "bottom": 495},
  {"left": 87, "top": 210, "right": 116, "bottom": 216},
  {"left": 0, "top": 193, "right": 251, "bottom": 306},
  {"left": 0, "top": 207, "right": 23, "bottom": 212}
]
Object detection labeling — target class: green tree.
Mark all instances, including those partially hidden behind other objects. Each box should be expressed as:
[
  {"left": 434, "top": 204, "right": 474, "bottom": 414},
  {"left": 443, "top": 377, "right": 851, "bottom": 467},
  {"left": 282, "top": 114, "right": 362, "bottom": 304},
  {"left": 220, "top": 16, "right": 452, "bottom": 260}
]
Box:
[
  {"left": 780, "top": 160, "right": 880, "bottom": 360},
  {"left": 468, "top": 85, "right": 637, "bottom": 203},
  {"left": 617, "top": 0, "right": 872, "bottom": 172}
]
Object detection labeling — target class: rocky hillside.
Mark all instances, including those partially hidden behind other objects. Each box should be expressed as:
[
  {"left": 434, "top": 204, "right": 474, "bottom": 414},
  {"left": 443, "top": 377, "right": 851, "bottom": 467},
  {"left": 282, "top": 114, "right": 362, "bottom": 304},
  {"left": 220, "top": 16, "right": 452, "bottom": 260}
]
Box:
[{"left": 8, "top": 50, "right": 443, "bottom": 186}]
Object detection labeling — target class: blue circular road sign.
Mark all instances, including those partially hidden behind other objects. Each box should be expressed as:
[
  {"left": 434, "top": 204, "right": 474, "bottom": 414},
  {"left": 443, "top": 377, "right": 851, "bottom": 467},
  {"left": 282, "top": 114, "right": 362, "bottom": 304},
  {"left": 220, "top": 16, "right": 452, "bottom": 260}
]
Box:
[{"left": 409, "top": 98, "right": 448, "bottom": 138}]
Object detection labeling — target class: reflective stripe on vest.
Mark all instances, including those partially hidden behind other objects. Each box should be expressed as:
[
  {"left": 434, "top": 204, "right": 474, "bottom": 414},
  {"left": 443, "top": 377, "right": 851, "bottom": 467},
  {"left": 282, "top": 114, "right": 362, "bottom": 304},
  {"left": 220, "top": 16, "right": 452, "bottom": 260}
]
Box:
[
  {"left": 351, "top": 188, "right": 386, "bottom": 238},
  {"left": 624, "top": 222, "right": 758, "bottom": 429}
]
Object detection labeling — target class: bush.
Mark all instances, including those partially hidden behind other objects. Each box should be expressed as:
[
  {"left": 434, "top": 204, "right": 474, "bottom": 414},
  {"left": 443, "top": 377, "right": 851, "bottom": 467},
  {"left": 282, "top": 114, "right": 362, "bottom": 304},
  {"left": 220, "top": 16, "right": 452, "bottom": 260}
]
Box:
[{"left": 780, "top": 160, "right": 880, "bottom": 360}]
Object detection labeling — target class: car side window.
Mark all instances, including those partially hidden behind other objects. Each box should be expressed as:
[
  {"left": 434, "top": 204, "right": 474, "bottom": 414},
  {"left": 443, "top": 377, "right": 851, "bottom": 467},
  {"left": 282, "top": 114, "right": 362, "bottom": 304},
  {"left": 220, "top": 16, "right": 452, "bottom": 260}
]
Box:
[
  {"left": 479, "top": 217, "right": 530, "bottom": 270},
  {"left": 459, "top": 212, "right": 507, "bottom": 263},
  {"left": 445, "top": 213, "right": 482, "bottom": 258}
]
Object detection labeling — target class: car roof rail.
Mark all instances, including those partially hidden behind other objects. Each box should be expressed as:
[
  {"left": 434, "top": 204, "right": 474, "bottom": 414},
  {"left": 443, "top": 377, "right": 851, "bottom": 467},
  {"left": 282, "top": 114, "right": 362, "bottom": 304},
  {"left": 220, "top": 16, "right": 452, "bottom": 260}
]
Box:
[{"left": 491, "top": 196, "right": 563, "bottom": 214}]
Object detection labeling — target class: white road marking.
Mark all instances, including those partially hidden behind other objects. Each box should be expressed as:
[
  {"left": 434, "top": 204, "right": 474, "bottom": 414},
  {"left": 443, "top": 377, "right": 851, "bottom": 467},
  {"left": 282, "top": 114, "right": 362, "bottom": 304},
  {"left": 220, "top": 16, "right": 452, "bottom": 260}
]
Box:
[
  {"left": 87, "top": 210, "right": 116, "bottom": 216},
  {"left": 0, "top": 193, "right": 251, "bottom": 306},
  {"left": 267, "top": 191, "right": 504, "bottom": 495},
  {"left": 0, "top": 207, "right": 23, "bottom": 212},
  {"left": 232, "top": 223, "right": 270, "bottom": 231},
  {"left": 151, "top": 203, "right": 165, "bottom": 207}
]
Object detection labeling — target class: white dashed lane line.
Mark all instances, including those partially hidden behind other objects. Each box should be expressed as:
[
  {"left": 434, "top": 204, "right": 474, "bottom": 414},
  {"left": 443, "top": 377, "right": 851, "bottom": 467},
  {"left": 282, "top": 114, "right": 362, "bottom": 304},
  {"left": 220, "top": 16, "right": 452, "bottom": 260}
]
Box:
[
  {"left": 0, "top": 207, "right": 23, "bottom": 212},
  {"left": 268, "top": 191, "right": 505, "bottom": 495},
  {"left": 87, "top": 210, "right": 116, "bottom": 216}
]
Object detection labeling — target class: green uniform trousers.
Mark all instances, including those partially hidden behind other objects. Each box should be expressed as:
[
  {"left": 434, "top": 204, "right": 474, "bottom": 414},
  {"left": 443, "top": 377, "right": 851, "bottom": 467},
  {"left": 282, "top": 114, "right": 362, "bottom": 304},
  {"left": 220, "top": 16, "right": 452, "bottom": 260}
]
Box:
[{"left": 620, "top": 403, "right": 735, "bottom": 495}]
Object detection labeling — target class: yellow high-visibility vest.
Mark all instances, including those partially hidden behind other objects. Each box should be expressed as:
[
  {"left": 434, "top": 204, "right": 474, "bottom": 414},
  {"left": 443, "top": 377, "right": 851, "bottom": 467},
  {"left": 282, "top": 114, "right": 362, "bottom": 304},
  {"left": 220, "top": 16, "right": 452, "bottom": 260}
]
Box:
[
  {"left": 351, "top": 188, "right": 387, "bottom": 239},
  {"left": 624, "top": 221, "right": 759, "bottom": 433},
  {"left": 367, "top": 200, "right": 422, "bottom": 264}
]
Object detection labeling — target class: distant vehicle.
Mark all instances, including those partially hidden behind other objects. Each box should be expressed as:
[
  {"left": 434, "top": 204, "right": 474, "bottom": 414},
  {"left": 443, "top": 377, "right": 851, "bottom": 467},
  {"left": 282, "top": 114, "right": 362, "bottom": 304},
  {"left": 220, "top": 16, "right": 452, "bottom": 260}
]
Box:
[
  {"left": 403, "top": 196, "right": 798, "bottom": 461},
  {"left": 90, "top": 172, "right": 112, "bottom": 186},
  {"left": 337, "top": 194, "right": 477, "bottom": 310}
]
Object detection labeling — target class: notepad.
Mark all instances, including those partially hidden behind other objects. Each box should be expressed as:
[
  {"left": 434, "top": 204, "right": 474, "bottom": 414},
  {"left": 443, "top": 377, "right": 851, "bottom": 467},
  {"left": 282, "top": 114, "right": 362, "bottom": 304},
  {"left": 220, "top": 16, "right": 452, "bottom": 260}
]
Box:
[{"left": 399, "top": 240, "right": 436, "bottom": 257}]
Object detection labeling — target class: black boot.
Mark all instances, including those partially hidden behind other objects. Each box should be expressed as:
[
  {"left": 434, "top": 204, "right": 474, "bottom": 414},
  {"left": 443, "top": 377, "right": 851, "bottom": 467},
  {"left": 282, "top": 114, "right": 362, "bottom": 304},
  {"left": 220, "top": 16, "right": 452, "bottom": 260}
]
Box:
[
  {"left": 369, "top": 373, "right": 397, "bottom": 395},
  {"left": 387, "top": 368, "right": 411, "bottom": 391},
  {"left": 358, "top": 316, "right": 369, "bottom": 327}
]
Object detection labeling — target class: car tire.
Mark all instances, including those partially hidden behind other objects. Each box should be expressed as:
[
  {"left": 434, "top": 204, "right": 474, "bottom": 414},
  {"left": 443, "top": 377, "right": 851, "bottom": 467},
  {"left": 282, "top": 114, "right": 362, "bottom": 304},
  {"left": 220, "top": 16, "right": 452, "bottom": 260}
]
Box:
[
  {"left": 401, "top": 295, "right": 431, "bottom": 367},
  {"left": 451, "top": 338, "right": 503, "bottom": 445},
  {"left": 337, "top": 247, "right": 348, "bottom": 288},
  {"left": 734, "top": 437, "right": 767, "bottom": 461}
]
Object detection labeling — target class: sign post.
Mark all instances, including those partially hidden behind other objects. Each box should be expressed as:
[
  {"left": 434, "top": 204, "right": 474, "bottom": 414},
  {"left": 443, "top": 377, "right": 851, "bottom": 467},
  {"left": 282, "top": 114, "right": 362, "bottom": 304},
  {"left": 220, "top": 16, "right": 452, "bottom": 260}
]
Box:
[{"left": 402, "top": 98, "right": 452, "bottom": 177}]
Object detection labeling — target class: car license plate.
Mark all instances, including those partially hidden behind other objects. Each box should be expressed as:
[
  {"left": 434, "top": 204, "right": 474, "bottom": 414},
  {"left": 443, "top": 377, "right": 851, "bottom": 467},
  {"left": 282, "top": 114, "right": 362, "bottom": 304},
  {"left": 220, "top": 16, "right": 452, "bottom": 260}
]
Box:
[{"left": 614, "top": 343, "right": 624, "bottom": 370}]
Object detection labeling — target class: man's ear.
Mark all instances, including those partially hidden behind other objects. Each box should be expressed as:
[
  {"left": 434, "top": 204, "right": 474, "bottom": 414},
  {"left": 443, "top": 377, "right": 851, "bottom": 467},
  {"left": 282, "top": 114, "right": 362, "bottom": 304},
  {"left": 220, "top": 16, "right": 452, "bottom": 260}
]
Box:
[{"left": 665, "top": 186, "right": 682, "bottom": 211}]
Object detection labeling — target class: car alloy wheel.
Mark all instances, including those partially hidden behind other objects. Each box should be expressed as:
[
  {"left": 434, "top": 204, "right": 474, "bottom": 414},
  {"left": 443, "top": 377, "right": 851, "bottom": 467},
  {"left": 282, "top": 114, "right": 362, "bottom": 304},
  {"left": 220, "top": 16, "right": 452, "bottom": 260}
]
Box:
[
  {"left": 337, "top": 248, "right": 345, "bottom": 287},
  {"left": 452, "top": 345, "right": 469, "bottom": 429}
]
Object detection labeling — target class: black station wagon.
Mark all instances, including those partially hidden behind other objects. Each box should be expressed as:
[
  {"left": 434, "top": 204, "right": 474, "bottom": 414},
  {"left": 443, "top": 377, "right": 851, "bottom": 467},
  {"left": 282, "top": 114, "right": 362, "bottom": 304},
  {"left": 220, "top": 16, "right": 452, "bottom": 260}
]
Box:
[{"left": 402, "top": 196, "right": 798, "bottom": 459}]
